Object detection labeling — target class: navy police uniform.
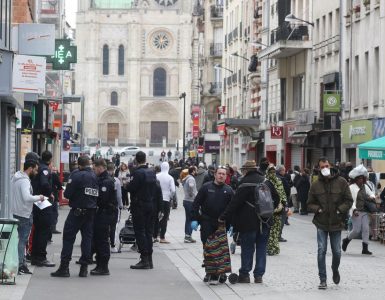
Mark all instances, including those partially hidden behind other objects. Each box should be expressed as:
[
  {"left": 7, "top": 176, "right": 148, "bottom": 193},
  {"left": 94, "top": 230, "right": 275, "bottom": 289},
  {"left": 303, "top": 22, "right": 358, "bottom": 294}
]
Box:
[
  {"left": 94, "top": 170, "right": 117, "bottom": 267},
  {"left": 31, "top": 161, "right": 54, "bottom": 263},
  {"left": 126, "top": 165, "right": 157, "bottom": 257},
  {"left": 61, "top": 167, "right": 99, "bottom": 265}
]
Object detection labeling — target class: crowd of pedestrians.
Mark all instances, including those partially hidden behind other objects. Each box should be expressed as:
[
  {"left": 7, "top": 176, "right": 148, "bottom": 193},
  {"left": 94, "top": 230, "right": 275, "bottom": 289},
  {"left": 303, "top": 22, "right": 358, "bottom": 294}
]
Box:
[{"left": 10, "top": 148, "right": 384, "bottom": 290}]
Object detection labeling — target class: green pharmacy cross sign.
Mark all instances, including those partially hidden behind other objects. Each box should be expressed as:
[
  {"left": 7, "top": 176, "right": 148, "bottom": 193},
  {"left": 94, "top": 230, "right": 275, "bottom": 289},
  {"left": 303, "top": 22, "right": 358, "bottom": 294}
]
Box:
[{"left": 47, "top": 39, "right": 77, "bottom": 70}]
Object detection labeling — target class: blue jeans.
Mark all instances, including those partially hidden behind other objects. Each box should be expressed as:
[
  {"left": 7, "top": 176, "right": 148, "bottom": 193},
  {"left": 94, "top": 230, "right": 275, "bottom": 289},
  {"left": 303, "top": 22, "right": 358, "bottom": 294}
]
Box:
[
  {"left": 183, "top": 201, "right": 193, "bottom": 236},
  {"left": 13, "top": 214, "right": 33, "bottom": 267},
  {"left": 239, "top": 225, "right": 270, "bottom": 278},
  {"left": 317, "top": 229, "right": 341, "bottom": 281}
]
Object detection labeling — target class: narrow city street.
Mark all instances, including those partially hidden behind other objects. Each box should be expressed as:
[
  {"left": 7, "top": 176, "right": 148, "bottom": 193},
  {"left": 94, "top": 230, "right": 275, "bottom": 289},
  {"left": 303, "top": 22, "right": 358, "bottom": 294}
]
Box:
[{"left": 1, "top": 189, "right": 384, "bottom": 300}]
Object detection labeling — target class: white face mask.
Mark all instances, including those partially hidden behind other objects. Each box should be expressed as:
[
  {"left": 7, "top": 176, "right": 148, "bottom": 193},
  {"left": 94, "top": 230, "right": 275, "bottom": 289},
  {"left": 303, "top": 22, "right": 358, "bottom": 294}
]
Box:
[{"left": 321, "top": 168, "right": 331, "bottom": 177}]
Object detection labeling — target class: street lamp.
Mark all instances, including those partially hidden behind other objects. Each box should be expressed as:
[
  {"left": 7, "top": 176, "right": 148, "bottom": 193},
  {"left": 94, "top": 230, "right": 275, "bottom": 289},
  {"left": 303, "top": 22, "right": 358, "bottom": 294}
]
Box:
[
  {"left": 179, "top": 92, "right": 186, "bottom": 162},
  {"left": 285, "top": 13, "right": 314, "bottom": 26},
  {"left": 230, "top": 53, "right": 250, "bottom": 61},
  {"left": 214, "top": 64, "right": 234, "bottom": 74}
]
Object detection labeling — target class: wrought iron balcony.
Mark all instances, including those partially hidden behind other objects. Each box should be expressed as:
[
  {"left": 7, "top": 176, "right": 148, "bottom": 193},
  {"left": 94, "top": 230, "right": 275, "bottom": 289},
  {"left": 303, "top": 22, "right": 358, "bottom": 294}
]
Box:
[
  {"left": 258, "top": 25, "right": 312, "bottom": 60},
  {"left": 210, "top": 43, "right": 223, "bottom": 57},
  {"left": 210, "top": 5, "right": 223, "bottom": 19}
]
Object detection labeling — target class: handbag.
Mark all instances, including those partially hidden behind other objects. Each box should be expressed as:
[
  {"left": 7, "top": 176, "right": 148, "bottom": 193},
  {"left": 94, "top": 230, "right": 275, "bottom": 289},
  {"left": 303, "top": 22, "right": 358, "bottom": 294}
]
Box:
[{"left": 364, "top": 199, "right": 378, "bottom": 213}]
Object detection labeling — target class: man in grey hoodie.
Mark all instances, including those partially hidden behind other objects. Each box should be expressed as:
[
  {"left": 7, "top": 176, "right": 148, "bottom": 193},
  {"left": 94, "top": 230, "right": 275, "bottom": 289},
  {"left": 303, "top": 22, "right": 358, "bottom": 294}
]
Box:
[
  {"left": 11, "top": 160, "right": 44, "bottom": 275},
  {"left": 195, "top": 162, "right": 207, "bottom": 192},
  {"left": 183, "top": 166, "right": 198, "bottom": 243}
]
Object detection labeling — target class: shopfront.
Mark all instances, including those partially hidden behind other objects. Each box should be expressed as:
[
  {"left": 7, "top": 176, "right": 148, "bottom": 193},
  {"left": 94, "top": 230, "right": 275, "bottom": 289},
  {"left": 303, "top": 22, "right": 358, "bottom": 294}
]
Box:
[
  {"left": 265, "top": 126, "right": 284, "bottom": 166},
  {"left": 341, "top": 119, "right": 373, "bottom": 165}
]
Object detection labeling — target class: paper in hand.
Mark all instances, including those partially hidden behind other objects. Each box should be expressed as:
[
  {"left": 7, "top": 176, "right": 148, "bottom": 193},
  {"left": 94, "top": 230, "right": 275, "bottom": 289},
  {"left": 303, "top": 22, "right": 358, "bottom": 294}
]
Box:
[{"left": 34, "top": 197, "right": 52, "bottom": 210}]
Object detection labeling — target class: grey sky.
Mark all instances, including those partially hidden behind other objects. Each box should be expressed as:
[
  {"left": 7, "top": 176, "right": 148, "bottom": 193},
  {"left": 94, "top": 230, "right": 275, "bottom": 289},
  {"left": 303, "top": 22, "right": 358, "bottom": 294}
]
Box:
[{"left": 65, "top": 0, "right": 77, "bottom": 28}]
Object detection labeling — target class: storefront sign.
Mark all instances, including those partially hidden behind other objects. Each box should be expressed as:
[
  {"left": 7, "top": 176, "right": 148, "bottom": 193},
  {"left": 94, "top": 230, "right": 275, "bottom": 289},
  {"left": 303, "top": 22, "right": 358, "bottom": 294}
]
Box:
[
  {"left": 271, "top": 126, "right": 283, "bottom": 139},
  {"left": 18, "top": 24, "right": 55, "bottom": 56},
  {"left": 192, "top": 105, "right": 200, "bottom": 138},
  {"left": 266, "top": 145, "right": 277, "bottom": 151},
  {"left": 204, "top": 141, "right": 220, "bottom": 153},
  {"left": 359, "top": 148, "right": 385, "bottom": 160},
  {"left": 46, "top": 39, "right": 77, "bottom": 70},
  {"left": 342, "top": 120, "right": 372, "bottom": 145},
  {"left": 323, "top": 93, "right": 341, "bottom": 112},
  {"left": 12, "top": 55, "right": 46, "bottom": 94},
  {"left": 217, "top": 124, "right": 226, "bottom": 136}
]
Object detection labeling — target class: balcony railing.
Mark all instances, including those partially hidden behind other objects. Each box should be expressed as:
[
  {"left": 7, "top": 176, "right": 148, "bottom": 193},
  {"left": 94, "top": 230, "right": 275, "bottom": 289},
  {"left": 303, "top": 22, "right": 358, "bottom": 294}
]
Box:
[
  {"left": 209, "top": 82, "right": 222, "bottom": 95},
  {"left": 227, "top": 76, "right": 232, "bottom": 86},
  {"left": 211, "top": 5, "right": 224, "bottom": 19},
  {"left": 232, "top": 73, "right": 237, "bottom": 84},
  {"left": 210, "top": 43, "right": 223, "bottom": 57},
  {"left": 270, "top": 25, "right": 309, "bottom": 44},
  {"left": 40, "top": 0, "right": 58, "bottom": 14},
  {"left": 228, "top": 32, "right": 233, "bottom": 44}
]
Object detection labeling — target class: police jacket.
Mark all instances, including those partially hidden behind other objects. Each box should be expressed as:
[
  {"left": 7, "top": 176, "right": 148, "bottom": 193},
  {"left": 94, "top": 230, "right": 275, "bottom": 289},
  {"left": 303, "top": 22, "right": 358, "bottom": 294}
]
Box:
[
  {"left": 126, "top": 165, "right": 157, "bottom": 208},
  {"left": 97, "top": 170, "right": 117, "bottom": 210},
  {"left": 64, "top": 167, "right": 98, "bottom": 209},
  {"left": 191, "top": 181, "right": 234, "bottom": 227},
  {"left": 32, "top": 161, "right": 53, "bottom": 198}
]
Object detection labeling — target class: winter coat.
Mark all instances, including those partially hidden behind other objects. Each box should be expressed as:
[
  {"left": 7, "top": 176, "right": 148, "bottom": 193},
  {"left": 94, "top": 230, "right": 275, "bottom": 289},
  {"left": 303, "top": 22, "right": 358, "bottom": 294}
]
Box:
[
  {"left": 192, "top": 181, "right": 233, "bottom": 229},
  {"left": 195, "top": 167, "right": 206, "bottom": 191},
  {"left": 156, "top": 162, "right": 176, "bottom": 202},
  {"left": 307, "top": 168, "right": 353, "bottom": 232},
  {"left": 221, "top": 170, "right": 280, "bottom": 233},
  {"left": 295, "top": 174, "right": 311, "bottom": 203},
  {"left": 11, "top": 171, "right": 41, "bottom": 218}
]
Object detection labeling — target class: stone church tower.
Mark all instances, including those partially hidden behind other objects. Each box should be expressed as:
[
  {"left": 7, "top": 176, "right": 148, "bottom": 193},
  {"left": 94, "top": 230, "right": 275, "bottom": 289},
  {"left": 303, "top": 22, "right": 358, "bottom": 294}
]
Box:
[{"left": 76, "top": 0, "right": 193, "bottom": 146}]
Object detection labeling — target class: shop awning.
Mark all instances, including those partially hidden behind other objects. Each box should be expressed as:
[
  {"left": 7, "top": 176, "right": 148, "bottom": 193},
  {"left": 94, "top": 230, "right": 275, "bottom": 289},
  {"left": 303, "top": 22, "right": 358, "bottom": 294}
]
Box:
[
  {"left": 358, "top": 136, "right": 385, "bottom": 160},
  {"left": 218, "top": 118, "right": 260, "bottom": 136}
]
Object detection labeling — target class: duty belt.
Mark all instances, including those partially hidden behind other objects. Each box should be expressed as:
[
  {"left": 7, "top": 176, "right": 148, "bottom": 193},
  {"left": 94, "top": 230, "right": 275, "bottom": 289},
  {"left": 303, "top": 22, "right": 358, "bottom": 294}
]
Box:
[{"left": 73, "top": 208, "right": 94, "bottom": 216}]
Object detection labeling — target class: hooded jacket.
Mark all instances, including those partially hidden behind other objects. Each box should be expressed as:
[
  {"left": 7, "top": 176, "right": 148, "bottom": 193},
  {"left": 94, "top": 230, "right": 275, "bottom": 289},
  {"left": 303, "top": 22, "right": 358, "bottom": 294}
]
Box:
[
  {"left": 182, "top": 174, "right": 197, "bottom": 202},
  {"left": 307, "top": 168, "right": 353, "bottom": 231},
  {"left": 11, "top": 171, "right": 41, "bottom": 218},
  {"left": 156, "top": 162, "right": 176, "bottom": 202}
]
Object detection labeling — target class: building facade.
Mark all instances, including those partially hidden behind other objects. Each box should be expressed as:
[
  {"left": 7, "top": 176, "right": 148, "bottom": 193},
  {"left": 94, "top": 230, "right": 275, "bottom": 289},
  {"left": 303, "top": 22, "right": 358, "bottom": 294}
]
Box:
[
  {"left": 341, "top": 0, "right": 384, "bottom": 169},
  {"left": 219, "top": 0, "right": 261, "bottom": 167},
  {"left": 76, "top": 0, "right": 193, "bottom": 147}
]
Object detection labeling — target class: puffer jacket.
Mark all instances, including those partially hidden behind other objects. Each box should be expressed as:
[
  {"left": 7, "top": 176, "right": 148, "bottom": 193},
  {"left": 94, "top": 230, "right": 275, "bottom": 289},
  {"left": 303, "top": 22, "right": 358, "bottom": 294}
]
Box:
[{"left": 307, "top": 168, "right": 353, "bottom": 232}]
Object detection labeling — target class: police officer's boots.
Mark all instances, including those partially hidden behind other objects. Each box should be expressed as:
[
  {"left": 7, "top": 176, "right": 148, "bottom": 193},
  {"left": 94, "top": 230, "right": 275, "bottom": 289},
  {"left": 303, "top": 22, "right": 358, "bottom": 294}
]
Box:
[
  {"left": 79, "top": 264, "right": 88, "bottom": 277},
  {"left": 90, "top": 262, "right": 110, "bottom": 275},
  {"left": 51, "top": 261, "right": 70, "bottom": 277},
  {"left": 130, "top": 255, "right": 151, "bottom": 270}
]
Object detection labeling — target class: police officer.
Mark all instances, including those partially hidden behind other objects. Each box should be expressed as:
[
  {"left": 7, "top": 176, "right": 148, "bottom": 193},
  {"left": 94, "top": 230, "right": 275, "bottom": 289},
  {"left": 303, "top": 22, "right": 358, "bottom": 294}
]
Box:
[
  {"left": 91, "top": 159, "right": 117, "bottom": 275},
  {"left": 31, "top": 150, "right": 55, "bottom": 267},
  {"left": 126, "top": 151, "right": 157, "bottom": 270},
  {"left": 51, "top": 156, "right": 99, "bottom": 278}
]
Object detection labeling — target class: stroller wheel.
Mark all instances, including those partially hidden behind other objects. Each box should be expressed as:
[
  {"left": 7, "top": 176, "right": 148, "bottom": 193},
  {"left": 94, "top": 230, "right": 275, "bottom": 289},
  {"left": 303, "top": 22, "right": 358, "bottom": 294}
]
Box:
[
  {"left": 230, "top": 242, "right": 236, "bottom": 254},
  {"left": 228, "top": 273, "right": 238, "bottom": 284},
  {"left": 219, "top": 274, "right": 227, "bottom": 283}
]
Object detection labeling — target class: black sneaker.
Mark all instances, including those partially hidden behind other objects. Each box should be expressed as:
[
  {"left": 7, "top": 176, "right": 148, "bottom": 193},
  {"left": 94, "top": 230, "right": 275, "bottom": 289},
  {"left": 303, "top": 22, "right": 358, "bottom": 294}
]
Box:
[
  {"left": 318, "top": 281, "right": 327, "bottom": 290},
  {"left": 18, "top": 265, "right": 32, "bottom": 275},
  {"left": 332, "top": 271, "right": 340, "bottom": 285}
]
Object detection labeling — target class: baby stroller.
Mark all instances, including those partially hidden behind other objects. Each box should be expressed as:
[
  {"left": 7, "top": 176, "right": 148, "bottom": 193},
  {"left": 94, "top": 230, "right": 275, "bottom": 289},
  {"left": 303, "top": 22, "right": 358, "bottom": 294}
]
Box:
[
  {"left": 118, "top": 212, "right": 136, "bottom": 253},
  {"left": 203, "top": 223, "right": 232, "bottom": 285}
]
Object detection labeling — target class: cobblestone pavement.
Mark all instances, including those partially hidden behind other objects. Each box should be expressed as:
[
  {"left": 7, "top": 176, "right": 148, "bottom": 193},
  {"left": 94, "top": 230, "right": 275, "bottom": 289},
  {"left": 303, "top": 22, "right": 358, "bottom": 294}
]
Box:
[
  {"left": 161, "top": 188, "right": 385, "bottom": 300},
  {"left": 1, "top": 187, "right": 384, "bottom": 300}
]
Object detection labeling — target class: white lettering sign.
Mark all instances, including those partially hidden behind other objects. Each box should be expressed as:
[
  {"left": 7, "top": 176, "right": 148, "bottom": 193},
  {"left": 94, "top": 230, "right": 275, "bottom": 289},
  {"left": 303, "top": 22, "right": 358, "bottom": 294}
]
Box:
[
  {"left": 367, "top": 151, "right": 383, "bottom": 159},
  {"left": 349, "top": 125, "right": 366, "bottom": 140}
]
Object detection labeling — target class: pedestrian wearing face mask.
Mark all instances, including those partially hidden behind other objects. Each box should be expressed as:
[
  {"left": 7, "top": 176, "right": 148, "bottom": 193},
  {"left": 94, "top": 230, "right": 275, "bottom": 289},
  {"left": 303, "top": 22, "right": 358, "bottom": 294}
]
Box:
[{"left": 307, "top": 157, "right": 353, "bottom": 290}]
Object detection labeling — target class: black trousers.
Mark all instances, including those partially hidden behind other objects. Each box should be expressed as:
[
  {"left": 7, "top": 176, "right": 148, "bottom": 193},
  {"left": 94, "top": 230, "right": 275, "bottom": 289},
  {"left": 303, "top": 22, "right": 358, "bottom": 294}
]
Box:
[
  {"left": 48, "top": 200, "right": 59, "bottom": 241},
  {"left": 93, "top": 211, "right": 113, "bottom": 264},
  {"left": 132, "top": 204, "right": 154, "bottom": 255},
  {"left": 109, "top": 209, "right": 119, "bottom": 247},
  {"left": 122, "top": 187, "right": 129, "bottom": 207},
  {"left": 200, "top": 220, "right": 218, "bottom": 246},
  {"left": 159, "top": 201, "right": 171, "bottom": 239},
  {"left": 61, "top": 209, "right": 95, "bottom": 264},
  {"left": 32, "top": 205, "right": 53, "bottom": 261}
]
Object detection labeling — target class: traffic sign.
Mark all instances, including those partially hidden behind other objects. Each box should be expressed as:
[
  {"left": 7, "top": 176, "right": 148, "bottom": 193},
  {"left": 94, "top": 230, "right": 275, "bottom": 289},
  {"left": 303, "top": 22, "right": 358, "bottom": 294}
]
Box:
[
  {"left": 197, "top": 146, "right": 204, "bottom": 154},
  {"left": 46, "top": 39, "right": 77, "bottom": 70}
]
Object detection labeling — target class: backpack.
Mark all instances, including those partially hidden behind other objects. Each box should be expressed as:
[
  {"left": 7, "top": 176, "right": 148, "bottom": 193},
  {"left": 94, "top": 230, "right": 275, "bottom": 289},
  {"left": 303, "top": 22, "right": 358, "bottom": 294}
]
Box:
[{"left": 238, "top": 180, "right": 274, "bottom": 219}]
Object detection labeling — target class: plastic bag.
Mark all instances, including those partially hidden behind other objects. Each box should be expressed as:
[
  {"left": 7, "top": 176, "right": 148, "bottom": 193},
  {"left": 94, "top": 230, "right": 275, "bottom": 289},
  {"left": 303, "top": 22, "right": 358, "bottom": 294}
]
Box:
[{"left": 349, "top": 164, "right": 369, "bottom": 179}]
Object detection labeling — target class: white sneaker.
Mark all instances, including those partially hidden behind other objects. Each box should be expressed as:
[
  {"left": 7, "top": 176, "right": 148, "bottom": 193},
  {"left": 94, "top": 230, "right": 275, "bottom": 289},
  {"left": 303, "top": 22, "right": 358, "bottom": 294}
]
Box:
[{"left": 111, "top": 247, "right": 119, "bottom": 253}]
